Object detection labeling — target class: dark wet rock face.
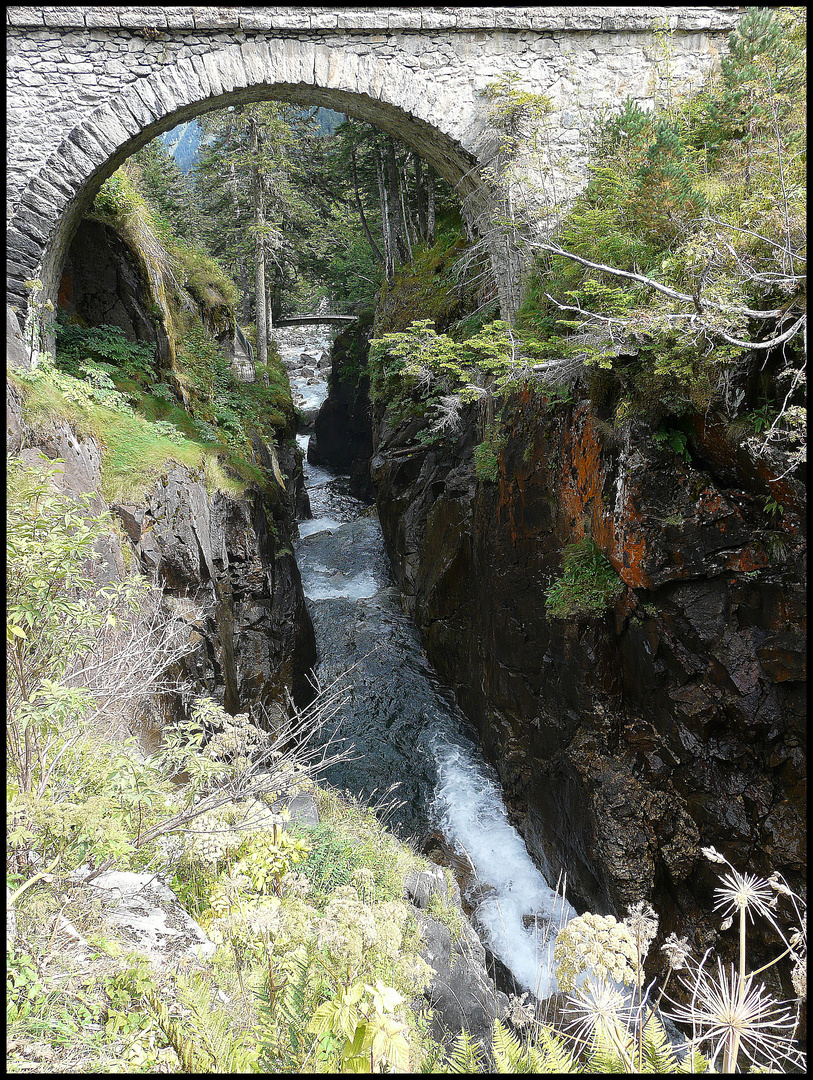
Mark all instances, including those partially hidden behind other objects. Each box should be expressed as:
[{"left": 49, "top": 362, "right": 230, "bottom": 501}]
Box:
[
  {"left": 370, "top": 388, "right": 805, "bottom": 999},
  {"left": 113, "top": 465, "right": 316, "bottom": 713},
  {"left": 307, "top": 318, "right": 375, "bottom": 500},
  {"left": 58, "top": 219, "right": 170, "bottom": 364}
]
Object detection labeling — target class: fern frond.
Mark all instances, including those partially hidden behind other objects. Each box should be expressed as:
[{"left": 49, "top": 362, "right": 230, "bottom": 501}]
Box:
[
  {"left": 444, "top": 1029, "right": 486, "bottom": 1073},
  {"left": 145, "top": 987, "right": 216, "bottom": 1073},
  {"left": 639, "top": 1014, "right": 680, "bottom": 1072},
  {"left": 492, "top": 1018, "right": 524, "bottom": 1072},
  {"left": 157, "top": 973, "right": 259, "bottom": 1072},
  {"left": 530, "top": 1024, "right": 580, "bottom": 1073},
  {"left": 676, "top": 1044, "right": 711, "bottom": 1073},
  {"left": 585, "top": 1039, "right": 626, "bottom": 1073}
]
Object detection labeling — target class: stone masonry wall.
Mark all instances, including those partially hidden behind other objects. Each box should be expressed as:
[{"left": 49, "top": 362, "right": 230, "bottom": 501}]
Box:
[{"left": 7, "top": 6, "right": 741, "bottom": 321}]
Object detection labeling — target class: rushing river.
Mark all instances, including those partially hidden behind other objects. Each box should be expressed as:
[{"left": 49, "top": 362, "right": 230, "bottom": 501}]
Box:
[{"left": 279, "top": 328, "right": 576, "bottom": 998}]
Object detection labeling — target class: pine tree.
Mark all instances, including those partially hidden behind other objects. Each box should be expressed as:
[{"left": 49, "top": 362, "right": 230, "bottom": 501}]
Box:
[{"left": 632, "top": 121, "right": 706, "bottom": 241}]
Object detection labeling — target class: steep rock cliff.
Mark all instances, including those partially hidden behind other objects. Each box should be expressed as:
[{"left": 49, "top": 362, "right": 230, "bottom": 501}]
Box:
[
  {"left": 7, "top": 301, "right": 316, "bottom": 722},
  {"left": 370, "top": 387, "right": 805, "bottom": 995},
  {"left": 113, "top": 462, "right": 316, "bottom": 716}
]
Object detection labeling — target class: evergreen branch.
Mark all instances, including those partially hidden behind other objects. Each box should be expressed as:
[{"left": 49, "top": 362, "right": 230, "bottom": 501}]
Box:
[{"left": 528, "top": 239, "right": 794, "bottom": 321}]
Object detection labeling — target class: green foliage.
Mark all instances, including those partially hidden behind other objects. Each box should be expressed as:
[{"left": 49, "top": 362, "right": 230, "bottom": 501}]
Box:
[
  {"left": 631, "top": 120, "right": 707, "bottom": 242},
  {"left": 652, "top": 426, "right": 692, "bottom": 463},
  {"left": 474, "top": 421, "right": 507, "bottom": 483},
  {"left": 373, "top": 228, "right": 480, "bottom": 339},
  {"left": 370, "top": 317, "right": 544, "bottom": 433},
  {"left": 307, "top": 979, "right": 411, "bottom": 1072},
  {"left": 516, "top": 6, "right": 805, "bottom": 441},
  {"left": 6, "top": 460, "right": 146, "bottom": 797},
  {"left": 146, "top": 972, "right": 260, "bottom": 1072},
  {"left": 7, "top": 950, "right": 49, "bottom": 1022},
  {"left": 545, "top": 539, "right": 624, "bottom": 620},
  {"left": 55, "top": 317, "right": 157, "bottom": 385},
  {"left": 762, "top": 495, "right": 784, "bottom": 518}
]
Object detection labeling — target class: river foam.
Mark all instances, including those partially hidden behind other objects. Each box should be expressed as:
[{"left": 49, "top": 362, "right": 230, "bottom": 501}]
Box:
[{"left": 431, "top": 735, "right": 577, "bottom": 997}]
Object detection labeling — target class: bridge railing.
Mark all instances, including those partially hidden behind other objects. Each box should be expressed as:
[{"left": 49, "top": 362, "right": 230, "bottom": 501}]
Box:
[{"left": 281, "top": 299, "right": 354, "bottom": 319}]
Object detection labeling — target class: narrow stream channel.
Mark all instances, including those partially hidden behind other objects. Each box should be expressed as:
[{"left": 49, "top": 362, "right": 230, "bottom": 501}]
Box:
[{"left": 278, "top": 328, "right": 576, "bottom": 999}]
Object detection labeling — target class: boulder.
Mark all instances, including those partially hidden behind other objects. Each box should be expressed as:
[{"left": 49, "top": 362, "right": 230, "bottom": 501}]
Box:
[
  {"left": 412, "top": 907, "right": 507, "bottom": 1052},
  {"left": 404, "top": 866, "right": 507, "bottom": 1056},
  {"left": 70, "top": 870, "right": 215, "bottom": 968}
]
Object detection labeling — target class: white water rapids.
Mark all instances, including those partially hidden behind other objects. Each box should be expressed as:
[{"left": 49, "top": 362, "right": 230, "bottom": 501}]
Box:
[{"left": 279, "top": 326, "right": 576, "bottom": 998}]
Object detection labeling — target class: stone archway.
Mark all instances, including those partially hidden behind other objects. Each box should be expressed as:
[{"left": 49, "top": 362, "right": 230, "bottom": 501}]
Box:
[{"left": 8, "top": 38, "right": 503, "bottom": 334}]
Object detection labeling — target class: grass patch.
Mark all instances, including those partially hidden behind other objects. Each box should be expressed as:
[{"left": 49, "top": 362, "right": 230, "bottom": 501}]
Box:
[{"left": 9, "top": 368, "right": 251, "bottom": 504}]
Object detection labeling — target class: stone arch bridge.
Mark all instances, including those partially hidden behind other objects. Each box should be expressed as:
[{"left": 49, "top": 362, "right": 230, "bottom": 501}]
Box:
[{"left": 7, "top": 5, "right": 742, "bottom": 338}]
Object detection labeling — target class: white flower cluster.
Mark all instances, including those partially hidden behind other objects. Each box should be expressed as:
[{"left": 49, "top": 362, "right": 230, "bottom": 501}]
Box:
[
  {"left": 623, "top": 899, "right": 659, "bottom": 963},
  {"left": 316, "top": 884, "right": 379, "bottom": 967},
  {"left": 205, "top": 712, "right": 264, "bottom": 762},
  {"left": 186, "top": 811, "right": 244, "bottom": 866},
  {"left": 554, "top": 911, "right": 639, "bottom": 991},
  {"left": 279, "top": 870, "right": 312, "bottom": 899}
]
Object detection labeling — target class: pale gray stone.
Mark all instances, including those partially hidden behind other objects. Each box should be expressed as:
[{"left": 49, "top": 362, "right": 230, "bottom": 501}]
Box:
[{"left": 71, "top": 870, "right": 216, "bottom": 967}]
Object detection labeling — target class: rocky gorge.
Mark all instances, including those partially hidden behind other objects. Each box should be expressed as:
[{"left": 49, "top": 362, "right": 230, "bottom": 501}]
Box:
[{"left": 309, "top": 331, "right": 806, "bottom": 1008}]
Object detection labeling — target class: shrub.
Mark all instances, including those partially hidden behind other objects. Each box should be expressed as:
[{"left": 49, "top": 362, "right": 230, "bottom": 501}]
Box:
[{"left": 544, "top": 538, "right": 623, "bottom": 619}]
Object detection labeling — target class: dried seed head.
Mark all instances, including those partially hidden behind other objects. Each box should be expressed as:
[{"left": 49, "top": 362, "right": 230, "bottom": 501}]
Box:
[{"left": 661, "top": 932, "right": 691, "bottom": 971}]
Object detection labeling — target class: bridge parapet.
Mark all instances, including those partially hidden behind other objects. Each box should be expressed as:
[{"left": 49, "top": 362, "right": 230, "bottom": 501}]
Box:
[{"left": 7, "top": 7, "right": 743, "bottom": 33}]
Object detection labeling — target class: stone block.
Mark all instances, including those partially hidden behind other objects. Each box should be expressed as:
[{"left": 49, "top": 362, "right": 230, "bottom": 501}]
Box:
[
  {"left": 191, "top": 6, "right": 240, "bottom": 30},
  {"left": 216, "top": 46, "right": 249, "bottom": 94},
  {"left": 11, "top": 204, "right": 51, "bottom": 245},
  {"left": 152, "top": 63, "right": 193, "bottom": 112},
  {"left": 274, "top": 9, "right": 312, "bottom": 30},
  {"left": 130, "top": 73, "right": 166, "bottom": 121},
  {"left": 309, "top": 11, "right": 339, "bottom": 30},
  {"left": 197, "top": 51, "right": 226, "bottom": 97},
  {"left": 7, "top": 8, "right": 46, "bottom": 25},
  {"left": 37, "top": 8, "right": 88, "bottom": 28},
  {"left": 164, "top": 10, "right": 197, "bottom": 30},
  {"left": 311, "top": 42, "right": 333, "bottom": 88},
  {"left": 27, "top": 172, "right": 73, "bottom": 210},
  {"left": 7, "top": 225, "right": 42, "bottom": 260},
  {"left": 387, "top": 10, "right": 422, "bottom": 30},
  {"left": 94, "top": 99, "right": 143, "bottom": 147},
  {"left": 240, "top": 39, "right": 274, "bottom": 86},
  {"left": 116, "top": 9, "right": 168, "bottom": 29},
  {"left": 117, "top": 85, "right": 160, "bottom": 129},
  {"left": 417, "top": 11, "right": 453, "bottom": 29},
  {"left": 69, "top": 120, "right": 117, "bottom": 164},
  {"left": 276, "top": 37, "right": 313, "bottom": 87}
]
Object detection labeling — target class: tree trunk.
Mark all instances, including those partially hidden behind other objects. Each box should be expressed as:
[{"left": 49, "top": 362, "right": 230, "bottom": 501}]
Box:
[
  {"left": 350, "top": 139, "right": 383, "bottom": 262},
  {"left": 229, "top": 161, "right": 252, "bottom": 323},
  {"left": 398, "top": 163, "right": 414, "bottom": 264},
  {"left": 385, "top": 136, "right": 409, "bottom": 264},
  {"left": 375, "top": 151, "right": 394, "bottom": 280},
  {"left": 426, "top": 164, "right": 436, "bottom": 246},
  {"left": 250, "top": 118, "right": 268, "bottom": 368},
  {"left": 413, "top": 152, "right": 427, "bottom": 241}
]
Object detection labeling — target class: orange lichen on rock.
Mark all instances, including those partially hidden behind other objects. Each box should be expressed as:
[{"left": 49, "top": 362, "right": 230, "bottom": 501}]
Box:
[
  {"left": 726, "top": 546, "right": 769, "bottom": 573},
  {"left": 558, "top": 404, "right": 611, "bottom": 540}
]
